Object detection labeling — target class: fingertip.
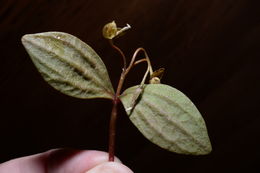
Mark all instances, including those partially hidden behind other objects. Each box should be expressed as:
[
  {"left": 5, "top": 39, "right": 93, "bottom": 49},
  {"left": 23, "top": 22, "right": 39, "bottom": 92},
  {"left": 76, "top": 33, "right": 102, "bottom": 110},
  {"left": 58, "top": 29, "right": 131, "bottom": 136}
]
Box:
[
  {"left": 85, "top": 162, "right": 134, "bottom": 173},
  {"left": 46, "top": 149, "right": 110, "bottom": 173}
]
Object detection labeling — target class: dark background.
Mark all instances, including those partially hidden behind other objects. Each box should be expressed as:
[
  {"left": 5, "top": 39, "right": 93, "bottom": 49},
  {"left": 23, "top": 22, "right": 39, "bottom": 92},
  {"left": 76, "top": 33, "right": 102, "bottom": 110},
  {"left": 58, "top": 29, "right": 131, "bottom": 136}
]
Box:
[{"left": 1, "top": 0, "right": 260, "bottom": 172}]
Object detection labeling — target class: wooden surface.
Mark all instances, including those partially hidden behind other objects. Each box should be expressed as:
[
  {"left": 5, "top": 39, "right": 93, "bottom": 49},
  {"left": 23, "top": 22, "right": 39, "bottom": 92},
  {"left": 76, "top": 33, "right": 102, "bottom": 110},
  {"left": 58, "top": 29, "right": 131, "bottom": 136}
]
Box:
[{"left": 0, "top": 0, "right": 259, "bottom": 172}]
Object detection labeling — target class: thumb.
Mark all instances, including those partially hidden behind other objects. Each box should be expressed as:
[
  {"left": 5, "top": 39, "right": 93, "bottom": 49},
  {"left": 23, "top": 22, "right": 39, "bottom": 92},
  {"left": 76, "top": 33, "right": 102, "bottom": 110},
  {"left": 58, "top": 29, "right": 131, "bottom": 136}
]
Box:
[{"left": 86, "top": 162, "right": 134, "bottom": 173}]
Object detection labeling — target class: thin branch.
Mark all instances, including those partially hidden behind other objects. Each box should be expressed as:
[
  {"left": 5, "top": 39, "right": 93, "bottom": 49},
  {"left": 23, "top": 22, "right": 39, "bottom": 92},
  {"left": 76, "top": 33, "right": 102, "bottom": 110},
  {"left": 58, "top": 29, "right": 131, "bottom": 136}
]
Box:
[
  {"left": 109, "top": 39, "right": 127, "bottom": 70},
  {"left": 125, "top": 47, "right": 153, "bottom": 76},
  {"left": 134, "top": 58, "right": 147, "bottom": 66}
]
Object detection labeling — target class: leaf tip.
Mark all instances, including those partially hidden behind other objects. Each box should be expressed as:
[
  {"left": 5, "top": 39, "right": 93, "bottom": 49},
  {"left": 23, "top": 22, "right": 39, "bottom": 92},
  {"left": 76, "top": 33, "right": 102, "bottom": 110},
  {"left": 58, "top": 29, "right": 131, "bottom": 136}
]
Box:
[
  {"left": 203, "top": 142, "right": 212, "bottom": 155},
  {"left": 195, "top": 138, "right": 212, "bottom": 155},
  {"left": 21, "top": 34, "right": 34, "bottom": 47}
]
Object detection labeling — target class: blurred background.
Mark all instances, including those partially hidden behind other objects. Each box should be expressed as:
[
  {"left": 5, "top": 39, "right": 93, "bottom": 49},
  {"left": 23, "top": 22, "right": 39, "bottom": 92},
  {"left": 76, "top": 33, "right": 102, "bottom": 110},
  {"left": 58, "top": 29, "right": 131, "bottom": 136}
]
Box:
[{"left": 0, "top": 0, "right": 259, "bottom": 172}]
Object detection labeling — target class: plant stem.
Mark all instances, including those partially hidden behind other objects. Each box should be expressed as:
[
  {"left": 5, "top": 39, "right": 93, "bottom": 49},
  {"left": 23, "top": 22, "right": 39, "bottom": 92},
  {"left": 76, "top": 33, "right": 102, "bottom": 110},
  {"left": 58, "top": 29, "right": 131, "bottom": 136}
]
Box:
[
  {"left": 108, "top": 70, "right": 127, "bottom": 161},
  {"left": 108, "top": 39, "right": 128, "bottom": 161},
  {"left": 107, "top": 43, "right": 151, "bottom": 161},
  {"left": 108, "top": 96, "right": 118, "bottom": 161}
]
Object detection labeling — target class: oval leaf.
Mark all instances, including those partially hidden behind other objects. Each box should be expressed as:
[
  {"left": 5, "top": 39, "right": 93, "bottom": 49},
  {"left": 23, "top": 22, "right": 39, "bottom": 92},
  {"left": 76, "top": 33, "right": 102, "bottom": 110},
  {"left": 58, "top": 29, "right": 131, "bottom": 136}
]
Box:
[
  {"left": 21, "top": 32, "right": 114, "bottom": 99},
  {"left": 120, "top": 84, "right": 212, "bottom": 155}
]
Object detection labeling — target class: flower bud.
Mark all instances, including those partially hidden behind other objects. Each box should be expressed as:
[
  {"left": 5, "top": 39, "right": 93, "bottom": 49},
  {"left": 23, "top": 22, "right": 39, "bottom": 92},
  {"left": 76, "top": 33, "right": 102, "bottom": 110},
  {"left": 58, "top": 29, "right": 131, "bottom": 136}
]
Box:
[
  {"left": 149, "top": 77, "right": 161, "bottom": 84},
  {"left": 102, "top": 21, "right": 131, "bottom": 39},
  {"left": 102, "top": 21, "right": 117, "bottom": 39},
  {"left": 149, "top": 68, "right": 165, "bottom": 84}
]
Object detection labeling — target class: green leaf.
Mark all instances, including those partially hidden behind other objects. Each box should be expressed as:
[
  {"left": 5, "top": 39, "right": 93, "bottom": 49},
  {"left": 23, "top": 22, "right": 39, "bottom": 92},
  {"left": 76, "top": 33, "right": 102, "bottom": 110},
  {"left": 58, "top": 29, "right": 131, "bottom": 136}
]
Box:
[
  {"left": 120, "top": 84, "right": 212, "bottom": 155},
  {"left": 21, "top": 32, "right": 114, "bottom": 99}
]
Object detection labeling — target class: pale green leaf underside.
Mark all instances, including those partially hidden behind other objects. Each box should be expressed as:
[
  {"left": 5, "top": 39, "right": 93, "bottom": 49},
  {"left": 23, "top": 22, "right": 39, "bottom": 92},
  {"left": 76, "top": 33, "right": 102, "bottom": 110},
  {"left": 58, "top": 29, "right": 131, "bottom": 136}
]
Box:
[
  {"left": 22, "top": 32, "right": 114, "bottom": 99},
  {"left": 120, "top": 84, "right": 212, "bottom": 155}
]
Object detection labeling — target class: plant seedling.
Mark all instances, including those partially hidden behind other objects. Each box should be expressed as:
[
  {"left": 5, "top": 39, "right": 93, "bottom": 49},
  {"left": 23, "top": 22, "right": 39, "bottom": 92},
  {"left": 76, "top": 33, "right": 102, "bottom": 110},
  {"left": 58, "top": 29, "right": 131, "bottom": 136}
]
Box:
[{"left": 21, "top": 21, "right": 212, "bottom": 161}]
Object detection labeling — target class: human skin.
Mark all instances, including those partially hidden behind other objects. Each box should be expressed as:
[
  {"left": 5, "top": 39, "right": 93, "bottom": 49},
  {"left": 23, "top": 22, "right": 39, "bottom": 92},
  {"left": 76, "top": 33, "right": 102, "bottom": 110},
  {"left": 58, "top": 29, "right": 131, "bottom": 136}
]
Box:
[{"left": 0, "top": 149, "right": 133, "bottom": 173}]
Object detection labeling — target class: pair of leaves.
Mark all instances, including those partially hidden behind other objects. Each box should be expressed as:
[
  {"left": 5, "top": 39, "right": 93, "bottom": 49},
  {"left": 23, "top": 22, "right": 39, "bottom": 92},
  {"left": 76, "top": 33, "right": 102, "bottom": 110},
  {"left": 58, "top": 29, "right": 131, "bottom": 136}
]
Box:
[{"left": 22, "top": 32, "right": 211, "bottom": 155}]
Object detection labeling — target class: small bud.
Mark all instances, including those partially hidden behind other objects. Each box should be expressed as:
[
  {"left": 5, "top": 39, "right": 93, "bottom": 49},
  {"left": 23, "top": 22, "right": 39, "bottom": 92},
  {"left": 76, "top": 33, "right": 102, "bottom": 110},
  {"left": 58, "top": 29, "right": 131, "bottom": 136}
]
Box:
[
  {"left": 149, "top": 68, "right": 165, "bottom": 84},
  {"left": 102, "top": 21, "right": 117, "bottom": 39},
  {"left": 102, "top": 21, "right": 131, "bottom": 39},
  {"left": 149, "top": 77, "right": 161, "bottom": 84}
]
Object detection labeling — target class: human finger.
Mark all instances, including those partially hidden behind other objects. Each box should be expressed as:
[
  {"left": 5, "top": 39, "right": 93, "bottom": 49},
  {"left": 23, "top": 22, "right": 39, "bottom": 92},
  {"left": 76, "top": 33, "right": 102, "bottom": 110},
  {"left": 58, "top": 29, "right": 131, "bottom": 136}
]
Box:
[{"left": 85, "top": 162, "right": 134, "bottom": 173}]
